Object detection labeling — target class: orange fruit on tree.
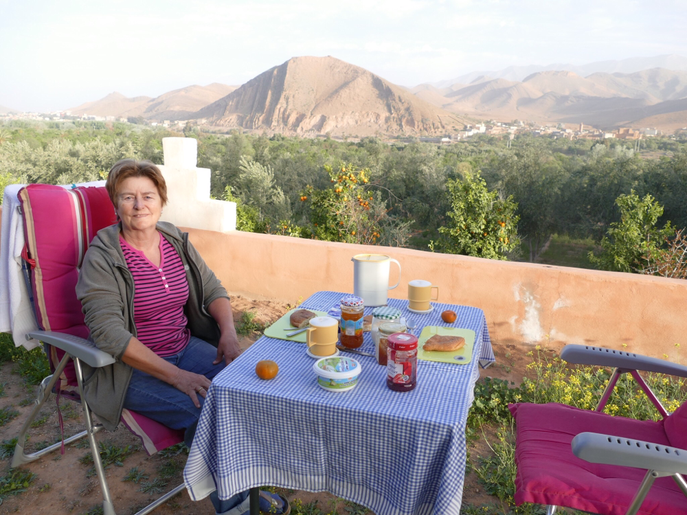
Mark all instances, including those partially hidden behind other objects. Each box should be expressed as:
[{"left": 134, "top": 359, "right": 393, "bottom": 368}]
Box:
[
  {"left": 255, "top": 360, "right": 279, "bottom": 380},
  {"left": 441, "top": 310, "right": 457, "bottom": 323}
]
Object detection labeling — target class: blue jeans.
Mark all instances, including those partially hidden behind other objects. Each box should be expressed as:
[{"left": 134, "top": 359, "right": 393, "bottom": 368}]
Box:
[{"left": 123, "top": 336, "right": 247, "bottom": 515}]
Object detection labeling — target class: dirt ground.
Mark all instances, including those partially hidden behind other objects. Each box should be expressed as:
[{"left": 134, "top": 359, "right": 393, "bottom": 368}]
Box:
[{"left": 0, "top": 296, "right": 529, "bottom": 515}]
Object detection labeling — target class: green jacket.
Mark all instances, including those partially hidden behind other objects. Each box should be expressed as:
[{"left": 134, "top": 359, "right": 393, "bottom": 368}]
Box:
[{"left": 75, "top": 221, "right": 229, "bottom": 431}]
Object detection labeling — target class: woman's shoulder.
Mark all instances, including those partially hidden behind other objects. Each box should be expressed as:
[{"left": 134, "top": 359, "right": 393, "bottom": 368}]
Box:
[{"left": 156, "top": 221, "right": 185, "bottom": 242}]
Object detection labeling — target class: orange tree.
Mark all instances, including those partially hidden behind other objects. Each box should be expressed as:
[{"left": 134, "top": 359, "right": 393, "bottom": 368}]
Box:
[
  {"left": 431, "top": 171, "right": 520, "bottom": 260},
  {"left": 301, "top": 163, "right": 401, "bottom": 245}
]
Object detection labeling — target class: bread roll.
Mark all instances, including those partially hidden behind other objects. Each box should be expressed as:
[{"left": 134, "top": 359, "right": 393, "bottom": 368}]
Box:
[
  {"left": 363, "top": 314, "right": 373, "bottom": 332},
  {"left": 423, "top": 334, "right": 466, "bottom": 352},
  {"left": 289, "top": 309, "right": 317, "bottom": 328}
]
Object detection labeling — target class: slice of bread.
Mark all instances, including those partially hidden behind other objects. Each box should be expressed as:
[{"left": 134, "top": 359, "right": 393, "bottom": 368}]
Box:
[
  {"left": 423, "top": 334, "right": 466, "bottom": 352},
  {"left": 289, "top": 309, "right": 317, "bottom": 328}
]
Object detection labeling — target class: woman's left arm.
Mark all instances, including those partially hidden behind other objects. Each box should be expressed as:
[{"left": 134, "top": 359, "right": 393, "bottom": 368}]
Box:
[{"left": 208, "top": 297, "right": 241, "bottom": 365}]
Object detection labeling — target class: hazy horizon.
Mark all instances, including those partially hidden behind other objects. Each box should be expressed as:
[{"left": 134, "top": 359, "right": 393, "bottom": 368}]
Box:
[{"left": 2, "top": 0, "right": 686, "bottom": 112}]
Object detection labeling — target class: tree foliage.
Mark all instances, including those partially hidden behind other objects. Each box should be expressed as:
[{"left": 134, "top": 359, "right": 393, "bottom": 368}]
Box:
[
  {"left": 301, "top": 164, "right": 412, "bottom": 246},
  {"left": 589, "top": 191, "right": 674, "bottom": 273},
  {"left": 432, "top": 171, "right": 520, "bottom": 260}
]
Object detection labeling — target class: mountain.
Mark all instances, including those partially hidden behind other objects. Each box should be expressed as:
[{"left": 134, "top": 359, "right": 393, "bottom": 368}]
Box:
[
  {"left": 432, "top": 54, "right": 687, "bottom": 88},
  {"left": 414, "top": 68, "right": 687, "bottom": 130},
  {"left": 0, "top": 104, "right": 19, "bottom": 114},
  {"left": 69, "top": 92, "right": 153, "bottom": 118},
  {"left": 68, "top": 84, "right": 237, "bottom": 120},
  {"left": 139, "top": 83, "right": 237, "bottom": 120},
  {"left": 193, "top": 56, "right": 465, "bottom": 136}
]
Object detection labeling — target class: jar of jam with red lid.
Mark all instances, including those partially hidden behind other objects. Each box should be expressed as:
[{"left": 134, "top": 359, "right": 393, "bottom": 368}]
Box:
[
  {"left": 339, "top": 295, "right": 364, "bottom": 348},
  {"left": 386, "top": 332, "right": 418, "bottom": 392}
]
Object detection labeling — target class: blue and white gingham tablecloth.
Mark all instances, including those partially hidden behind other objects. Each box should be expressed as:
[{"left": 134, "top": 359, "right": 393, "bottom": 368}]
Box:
[{"left": 184, "top": 291, "right": 494, "bottom": 515}]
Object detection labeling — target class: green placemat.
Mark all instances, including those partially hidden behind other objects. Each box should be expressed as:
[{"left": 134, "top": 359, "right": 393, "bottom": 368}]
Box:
[
  {"left": 417, "top": 326, "right": 475, "bottom": 365},
  {"left": 263, "top": 309, "right": 330, "bottom": 343}
]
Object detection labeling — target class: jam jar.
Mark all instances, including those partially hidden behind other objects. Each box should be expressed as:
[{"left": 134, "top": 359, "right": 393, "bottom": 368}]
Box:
[
  {"left": 371, "top": 306, "right": 402, "bottom": 348},
  {"left": 339, "top": 295, "right": 364, "bottom": 348},
  {"left": 386, "top": 332, "right": 418, "bottom": 392},
  {"left": 376, "top": 322, "right": 406, "bottom": 366}
]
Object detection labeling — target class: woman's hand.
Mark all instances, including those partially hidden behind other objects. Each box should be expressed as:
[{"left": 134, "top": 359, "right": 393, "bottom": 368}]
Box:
[
  {"left": 172, "top": 368, "right": 212, "bottom": 408},
  {"left": 122, "top": 337, "right": 211, "bottom": 408},
  {"left": 214, "top": 332, "right": 241, "bottom": 365},
  {"left": 208, "top": 297, "right": 242, "bottom": 366}
]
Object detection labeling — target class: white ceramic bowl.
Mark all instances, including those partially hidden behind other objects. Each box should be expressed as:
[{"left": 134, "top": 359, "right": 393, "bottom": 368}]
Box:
[{"left": 313, "top": 356, "right": 361, "bottom": 392}]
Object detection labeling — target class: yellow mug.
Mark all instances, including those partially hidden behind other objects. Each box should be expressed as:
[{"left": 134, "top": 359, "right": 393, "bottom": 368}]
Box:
[
  {"left": 306, "top": 316, "right": 339, "bottom": 357},
  {"left": 408, "top": 280, "right": 439, "bottom": 311}
]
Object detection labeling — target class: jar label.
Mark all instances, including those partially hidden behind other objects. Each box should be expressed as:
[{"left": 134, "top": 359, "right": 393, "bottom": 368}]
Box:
[
  {"left": 387, "top": 349, "right": 417, "bottom": 384},
  {"left": 342, "top": 317, "right": 363, "bottom": 336}
]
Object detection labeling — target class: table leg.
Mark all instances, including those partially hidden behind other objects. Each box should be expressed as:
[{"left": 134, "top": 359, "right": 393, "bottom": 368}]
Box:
[{"left": 250, "top": 487, "right": 259, "bottom": 515}]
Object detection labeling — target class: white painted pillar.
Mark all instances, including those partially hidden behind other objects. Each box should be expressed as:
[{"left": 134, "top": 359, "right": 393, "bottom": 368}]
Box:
[{"left": 159, "top": 137, "right": 236, "bottom": 232}]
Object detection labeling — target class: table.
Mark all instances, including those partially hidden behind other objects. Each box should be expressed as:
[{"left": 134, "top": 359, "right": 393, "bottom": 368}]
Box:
[{"left": 184, "top": 291, "right": 494, "bottom": 515}]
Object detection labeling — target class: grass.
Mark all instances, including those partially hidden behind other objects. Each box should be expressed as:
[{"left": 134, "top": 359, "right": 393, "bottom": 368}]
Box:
[
  {"left": 0, "top": 332, "right": 51, "bottom": 386},
  {"left": 536, "top": 234, "right": 599, "bottom": 269},
  {"left": 79, "top": 440, "right": 136, "bottom": 470},
  {"left": 0, "top": 406, "right": 19, "bottom": 426},
  {"left": 0, "top": 469, "right": 36, "bottom": 500},
  {"left": 0, "top": 438, "right": 18, "bottom": 459},
  {"left": 235, "top": 311, "right": 266, "bottom": 336},
  {"left": 123, "top": 467, "right": 149, "bottom": 484}
]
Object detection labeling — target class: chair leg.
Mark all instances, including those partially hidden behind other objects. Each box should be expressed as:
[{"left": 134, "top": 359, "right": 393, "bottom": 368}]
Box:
[
  {"left": 250, "top": 487, "right": 260, "bottom": 515},
  {"left": 11, "top": 354, "right": 93, "bottom": 467},
  {"left": 74, "top": 358, "right": 116, "bottom": 515},
  {"left": 132, "top": 483, "right": 186, "bottom": 515},
  {"left": 546, "top": 505, "right": 558, "bottom": 515},
  {"left": 625, "top": 470, "right": 658, "bottom": 515},
  {"left": 672, "top": 473, "right": 687, "bottom": 497}
]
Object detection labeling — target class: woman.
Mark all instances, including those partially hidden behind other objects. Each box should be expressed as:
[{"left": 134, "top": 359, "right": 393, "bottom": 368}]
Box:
[{"left": 76, "top": 159, "right": 289, "bottom": 515}]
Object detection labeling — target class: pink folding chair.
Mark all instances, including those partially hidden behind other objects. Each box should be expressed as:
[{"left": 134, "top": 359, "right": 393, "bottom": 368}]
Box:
[
  {"left": 509, "top": 344, "right": 687, "bottom": 515},
  {"left": 10, "top": 184, "right": 186, "bottom": 515}
]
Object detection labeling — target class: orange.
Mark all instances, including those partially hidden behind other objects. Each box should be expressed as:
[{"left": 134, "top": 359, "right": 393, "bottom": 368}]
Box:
[
  {"left": 255, "top": 360, "right": 279, "bottom": 380},
  {"left": 441, "top": 310, "right": 457, "bottom": 324}
]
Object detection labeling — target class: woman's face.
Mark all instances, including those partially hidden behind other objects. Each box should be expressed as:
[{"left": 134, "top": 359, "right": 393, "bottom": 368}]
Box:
[{"left": 116, "top": 176, "right": 162, "bottom": 235}]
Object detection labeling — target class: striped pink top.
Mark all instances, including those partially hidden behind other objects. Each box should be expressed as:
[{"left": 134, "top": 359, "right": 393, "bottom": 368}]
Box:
[{"left": 120, "top": 234, "right": 191, "bottom": 357}]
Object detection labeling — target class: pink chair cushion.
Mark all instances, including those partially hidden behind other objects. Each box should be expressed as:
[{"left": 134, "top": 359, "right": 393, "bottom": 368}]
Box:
[
  {"left": 509, "top": 402, "right": 687, "bottom": 515},
  {"left": 19, "top": 184, "right": 184, "bottom": 455},
  {"left": 20, "top": 185, "right": 116, "bottom": 385},
  {"left": 664, "top": 401, "right": 687, "bottom": 450}
]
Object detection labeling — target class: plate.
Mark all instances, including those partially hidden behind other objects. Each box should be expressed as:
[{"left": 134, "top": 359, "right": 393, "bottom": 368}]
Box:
[
  {"left": 417, "top": 326, "right": 475, "bottom": 365},
  {"left": 307, "top": 347, "right": 340, "bottom": 359},
  {"left": 407, "top": 304, "right": 433, "bottom": 314},
  {"left": 263, "top": 308, "right": 330, "bottom": 343}
]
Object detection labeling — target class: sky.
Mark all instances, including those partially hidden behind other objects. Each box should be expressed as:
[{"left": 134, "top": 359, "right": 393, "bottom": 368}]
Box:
[{"left": 1, "top": 0, "right": 686, "bottom": 113}]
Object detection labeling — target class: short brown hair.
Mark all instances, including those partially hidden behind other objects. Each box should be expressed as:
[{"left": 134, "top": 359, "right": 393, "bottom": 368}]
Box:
[{"left": 105, "top": 159, "right": 168, "bottom": 207}]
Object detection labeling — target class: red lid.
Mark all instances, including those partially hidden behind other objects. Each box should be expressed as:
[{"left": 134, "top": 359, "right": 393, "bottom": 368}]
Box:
[{"left": 388, "top": 332, "right": 418, "bottom": 350}]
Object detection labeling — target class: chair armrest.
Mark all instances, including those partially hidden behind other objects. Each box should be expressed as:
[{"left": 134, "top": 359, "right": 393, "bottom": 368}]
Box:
[
  {"left": 27, "top": 330, "right": 115, "bottom": 368},
  {"left": 572, "top": 432, "right": 687, "bottom": 475},
  {"left": 561, "top": 344, "right": 687, "bottom": 378}
]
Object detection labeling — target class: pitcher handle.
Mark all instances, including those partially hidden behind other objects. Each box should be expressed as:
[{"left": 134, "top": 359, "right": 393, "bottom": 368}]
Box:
[{"left": 388, "top": 258, "right": 401, "bottom": 290}]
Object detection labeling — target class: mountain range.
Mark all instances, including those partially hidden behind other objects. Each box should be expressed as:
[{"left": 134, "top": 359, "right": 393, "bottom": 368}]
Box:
[
  {"left": 50, "top": 54, "right": 687, "bottom": 134},
  {"left": 413, "top": 67, "right": 687, "bottom": 131},
  {"left": 69, "top": 83, "right": 237, "bottom": 121}
]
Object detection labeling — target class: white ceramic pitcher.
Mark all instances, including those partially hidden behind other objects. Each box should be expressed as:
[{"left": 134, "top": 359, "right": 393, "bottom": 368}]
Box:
[{"left": 352, "top": 254, "right": 401, "bottom": 307}]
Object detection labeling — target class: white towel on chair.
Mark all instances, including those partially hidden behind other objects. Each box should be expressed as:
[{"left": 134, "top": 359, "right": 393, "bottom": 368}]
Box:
[
  {"left": 0, "top": 184, "right": 40, "bottom": 350},
  {"left": 0, "top": 180, "right": 107, "bottom": 351}
]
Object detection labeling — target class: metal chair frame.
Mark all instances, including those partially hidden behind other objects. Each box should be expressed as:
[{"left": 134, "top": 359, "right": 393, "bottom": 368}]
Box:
[{"left": 538, "top": 344, "right": 687, "bottom": 515}]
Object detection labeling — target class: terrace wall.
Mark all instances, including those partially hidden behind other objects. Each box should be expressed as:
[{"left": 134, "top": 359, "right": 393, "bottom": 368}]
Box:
[{"left": 186, "top": 227, "right": 687, "bottom": 361}]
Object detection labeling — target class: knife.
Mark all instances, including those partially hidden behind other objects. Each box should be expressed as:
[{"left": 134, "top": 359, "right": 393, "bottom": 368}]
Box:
[
  {"left": 336, "top": 344, "right": 374, "bottom": 358},
  {"left": 285, "top": 327, "right": 309, "bottom": 337}
]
